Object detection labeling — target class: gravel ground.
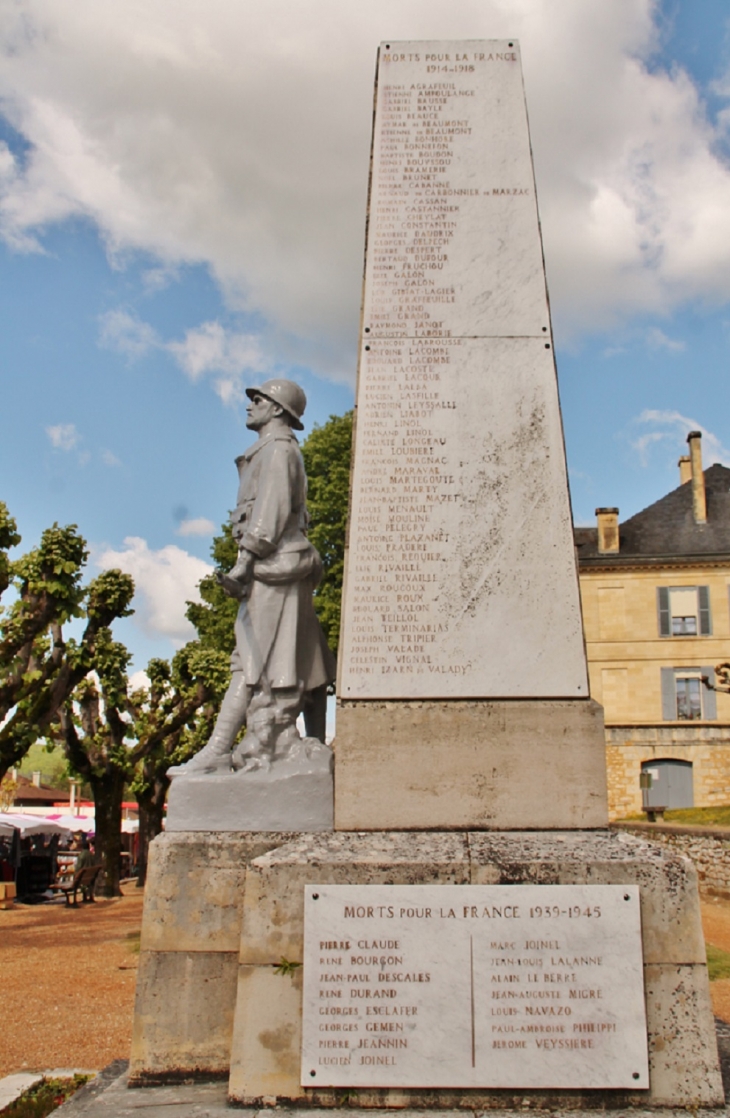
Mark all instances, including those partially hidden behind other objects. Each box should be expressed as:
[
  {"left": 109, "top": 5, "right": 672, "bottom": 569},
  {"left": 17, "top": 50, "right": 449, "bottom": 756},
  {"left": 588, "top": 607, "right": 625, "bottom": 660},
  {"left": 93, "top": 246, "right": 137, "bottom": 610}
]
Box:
[
  {"left": 3, "top": 885, "right": 730, "bottom": 1079},
  {"left": 1, "top": 884, "right": 144, "bottom": 1078},
  {"left": 701, "top": 894, "right": 730, "bottom": 1023}
]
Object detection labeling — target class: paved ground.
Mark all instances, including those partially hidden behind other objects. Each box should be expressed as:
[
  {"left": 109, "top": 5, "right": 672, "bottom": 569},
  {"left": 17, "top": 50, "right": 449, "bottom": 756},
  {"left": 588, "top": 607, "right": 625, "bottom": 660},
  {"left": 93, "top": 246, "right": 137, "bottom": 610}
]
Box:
[
  {"left": 0, "top": 883, "right": 144, "bottom": 1077},
  {"left": 49, "top": 1058, "right": 730, "bottom": 1118}
]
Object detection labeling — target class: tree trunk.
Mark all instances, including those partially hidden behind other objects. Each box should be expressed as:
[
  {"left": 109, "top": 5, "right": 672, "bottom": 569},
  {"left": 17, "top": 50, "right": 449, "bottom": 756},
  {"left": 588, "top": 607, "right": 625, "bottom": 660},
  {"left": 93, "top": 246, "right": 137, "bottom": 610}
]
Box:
[
  {"left": 91, "top": 770, "right": 125, "bottom": 898},
  {"left": 135, "top": 775, "right": 169, "bottom": 888}
]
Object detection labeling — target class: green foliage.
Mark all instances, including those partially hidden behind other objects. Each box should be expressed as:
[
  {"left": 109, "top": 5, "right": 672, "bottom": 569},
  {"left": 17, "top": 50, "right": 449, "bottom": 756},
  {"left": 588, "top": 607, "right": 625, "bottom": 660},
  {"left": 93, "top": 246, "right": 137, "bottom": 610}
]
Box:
[
  {"left": 0, "top": 507, "right": 135, "bottom": 779},
  {"left": 301, "top": 410, "right": 352, "bottom": 657},
  {"left": 0, "top": 500, "right": 21, "bottom": 597},
  {"left": 274, "top": 956, "right": 302, "bottom": 975},
  {"left": 87, "top": 568, "right": 136, "bottom": 623},
  {"left": 185, "top": 522, "right": 238, "bottom": 657},
  {"left": 129, "top": 640, "right": 230, "bottom": 780},
  {"left": 18, "top": 742, "right": 71, "bottom": 789},
  {"left": 1, "top": 1075, "right": 91, "bottom": 1118},
  {"left": 1, "top": 524, "right": 87, "bottom": 669},
  {"left": 707, "top": 943, "right": 730, "bottom": 981},
  {"left": 0, "top": 772, "right": 17, "bottom": 810}
]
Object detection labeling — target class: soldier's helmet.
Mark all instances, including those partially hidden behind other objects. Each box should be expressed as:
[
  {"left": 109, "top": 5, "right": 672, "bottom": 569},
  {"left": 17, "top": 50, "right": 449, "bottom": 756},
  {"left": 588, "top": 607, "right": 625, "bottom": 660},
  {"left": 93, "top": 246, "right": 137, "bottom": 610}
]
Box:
[{"left": 246, "top": 379, "right": 306, "bottom": 431}]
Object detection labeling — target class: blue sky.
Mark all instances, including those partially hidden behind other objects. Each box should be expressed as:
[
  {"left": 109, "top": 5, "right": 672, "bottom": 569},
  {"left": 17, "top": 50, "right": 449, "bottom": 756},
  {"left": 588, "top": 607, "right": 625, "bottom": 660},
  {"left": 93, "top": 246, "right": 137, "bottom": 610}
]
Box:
[{"left": 1, "top": 0, "right": 730, "bottom": 674}]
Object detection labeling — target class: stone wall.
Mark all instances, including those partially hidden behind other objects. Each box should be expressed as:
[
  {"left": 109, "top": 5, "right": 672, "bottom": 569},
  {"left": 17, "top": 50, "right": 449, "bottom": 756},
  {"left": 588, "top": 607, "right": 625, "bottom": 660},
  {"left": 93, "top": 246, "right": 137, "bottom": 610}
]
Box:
[
  {"left": 605, "top": 725, "right": 730, "bottom": 819},
  {"left": 614, "top": 821, "right": 730, "bottom": 895}
]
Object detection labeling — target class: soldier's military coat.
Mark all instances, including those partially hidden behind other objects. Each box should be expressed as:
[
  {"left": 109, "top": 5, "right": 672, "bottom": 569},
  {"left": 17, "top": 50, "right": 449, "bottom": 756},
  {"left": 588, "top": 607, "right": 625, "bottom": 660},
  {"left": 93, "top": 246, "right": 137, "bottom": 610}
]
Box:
[{"left": 229, "top": 429, "right": 336, "bottom": 691}]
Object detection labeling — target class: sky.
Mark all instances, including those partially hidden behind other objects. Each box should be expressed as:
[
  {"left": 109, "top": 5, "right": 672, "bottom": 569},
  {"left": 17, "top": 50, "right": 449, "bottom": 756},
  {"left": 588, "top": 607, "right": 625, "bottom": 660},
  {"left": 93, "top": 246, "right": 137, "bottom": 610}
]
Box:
[{"left": 1, "top": 0, "right": 730, "bottom": 675}]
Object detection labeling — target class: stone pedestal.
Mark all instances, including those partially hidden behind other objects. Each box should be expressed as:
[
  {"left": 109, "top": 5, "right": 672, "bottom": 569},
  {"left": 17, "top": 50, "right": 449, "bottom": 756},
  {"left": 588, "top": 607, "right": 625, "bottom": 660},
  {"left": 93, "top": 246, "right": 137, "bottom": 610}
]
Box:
[
  {"left": 166, "top": 749, "right": 333, "bottom": 833},
  {"left": 227, "top": 830, "right": 723, "bottom": 1109},
  {"left": 129, "top": 832, "right": 291, "bottom": 1083},
  {"left": 335, "top": 699, "right": 608, "bottom": 830}
]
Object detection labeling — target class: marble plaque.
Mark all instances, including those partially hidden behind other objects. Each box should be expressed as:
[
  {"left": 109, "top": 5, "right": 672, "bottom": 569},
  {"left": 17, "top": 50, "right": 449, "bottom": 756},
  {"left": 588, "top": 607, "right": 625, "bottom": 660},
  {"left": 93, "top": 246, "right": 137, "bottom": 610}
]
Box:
[
  {"left": 338, "top": 41, "right": 588, "bottom": 699},
  {"left": 301, "top": 884, "right": 649, "bottom": 1089}
]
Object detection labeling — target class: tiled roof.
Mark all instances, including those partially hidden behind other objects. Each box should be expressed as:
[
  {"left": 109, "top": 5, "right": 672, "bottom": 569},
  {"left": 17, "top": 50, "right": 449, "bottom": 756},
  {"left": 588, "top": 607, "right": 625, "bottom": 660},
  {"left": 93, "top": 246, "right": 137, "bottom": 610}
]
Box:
[
  {"left": 13, "top": 774, "right": 71, "bottom": 805},
  {"left": 576, "top": 464, "right": 730, "bottom": 564}
]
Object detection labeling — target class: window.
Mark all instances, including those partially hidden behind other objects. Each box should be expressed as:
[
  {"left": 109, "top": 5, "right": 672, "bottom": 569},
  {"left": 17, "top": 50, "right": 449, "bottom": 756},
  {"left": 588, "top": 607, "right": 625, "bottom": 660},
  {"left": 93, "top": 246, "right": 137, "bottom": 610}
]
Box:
[
  {"left": 661, "top": 667, "right": 717, "bottom": 721},
  {"left": 675, "top": 676, "right": 702, "bottom": 719},
  {"left": 657, "top": 586, "right": 711, "bottom": 637}
]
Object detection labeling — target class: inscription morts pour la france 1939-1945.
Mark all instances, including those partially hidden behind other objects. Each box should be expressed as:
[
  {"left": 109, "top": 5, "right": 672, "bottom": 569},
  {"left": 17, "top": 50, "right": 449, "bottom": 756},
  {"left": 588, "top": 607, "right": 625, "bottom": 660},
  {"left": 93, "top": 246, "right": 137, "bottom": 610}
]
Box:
[{"left": 301, "top": 885, "right": 649, "bottom": 1089}]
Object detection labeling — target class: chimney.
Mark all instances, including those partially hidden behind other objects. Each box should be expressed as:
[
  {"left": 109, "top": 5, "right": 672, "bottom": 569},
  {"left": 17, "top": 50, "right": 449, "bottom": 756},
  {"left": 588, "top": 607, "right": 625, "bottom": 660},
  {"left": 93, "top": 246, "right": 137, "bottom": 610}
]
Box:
[
  {"left": 31, "top": 770, "right": 42, "bottom": 788},
  {"left": 596, "top": 508, "right": 620, "bottom": 554},
  {"left": 687, "top": 431, "right": 706, "bottom": 524},
  {"left": 678, "top": 455, "right": 692, "bottom": 485}
]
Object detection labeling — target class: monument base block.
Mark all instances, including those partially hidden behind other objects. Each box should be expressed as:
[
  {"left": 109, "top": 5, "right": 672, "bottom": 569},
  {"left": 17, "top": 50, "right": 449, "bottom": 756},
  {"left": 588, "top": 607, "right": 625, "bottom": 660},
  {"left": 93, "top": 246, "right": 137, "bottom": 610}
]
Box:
[
  {"left": 229, "top": 830, "right": 722, "bottom": 1108},
  {"left": 166, "top": 744, "right": 334, "bottom": 832},
  {"left": 131, "top": 830, "right": 723, "bottom": 1107},
  {"left": 129, "top": 832, "right": 291, "bottom": 1082},
  {"left": 334, "top": 699, "right": 608, "bottom": 830}
]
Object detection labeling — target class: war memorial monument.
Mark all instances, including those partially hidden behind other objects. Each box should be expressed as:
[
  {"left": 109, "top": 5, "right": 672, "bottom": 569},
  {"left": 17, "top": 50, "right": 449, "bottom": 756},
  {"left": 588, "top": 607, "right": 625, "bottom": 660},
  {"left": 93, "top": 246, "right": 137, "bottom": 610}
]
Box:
[{"left": 130, "top": 41, "right": 724, "bottom": 1109}]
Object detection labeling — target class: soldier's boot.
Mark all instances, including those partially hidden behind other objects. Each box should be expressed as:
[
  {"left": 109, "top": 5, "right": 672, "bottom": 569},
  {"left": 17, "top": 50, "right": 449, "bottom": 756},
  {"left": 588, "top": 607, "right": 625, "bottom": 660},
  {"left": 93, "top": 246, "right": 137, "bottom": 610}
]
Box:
[{"left": 171, "top": 673, "right": 251, "bottom": 774}]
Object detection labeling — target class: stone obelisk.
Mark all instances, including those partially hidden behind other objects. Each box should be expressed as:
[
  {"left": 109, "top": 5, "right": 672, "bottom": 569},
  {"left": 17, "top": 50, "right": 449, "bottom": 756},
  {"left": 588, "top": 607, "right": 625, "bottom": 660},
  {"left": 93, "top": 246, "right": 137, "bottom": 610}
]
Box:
[{"left": 335, "top": 40, "right": 607, "bottom": 830}]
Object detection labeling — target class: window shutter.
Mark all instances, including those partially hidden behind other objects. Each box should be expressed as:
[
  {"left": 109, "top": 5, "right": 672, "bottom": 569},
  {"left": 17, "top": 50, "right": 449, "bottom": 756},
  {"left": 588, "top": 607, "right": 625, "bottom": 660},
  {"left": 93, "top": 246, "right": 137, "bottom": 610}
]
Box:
[
  {"left": 699, "top": 586, "right": 712, "bottom": 635},
  {"left": 657, "top": 587, "right": 671, "bottom": 637},
  {"left": 661, "top": 668, "right": 676, "bottom": 720},
  {"left": 702, "top": 667, "right": 717, "bottom": 720}
]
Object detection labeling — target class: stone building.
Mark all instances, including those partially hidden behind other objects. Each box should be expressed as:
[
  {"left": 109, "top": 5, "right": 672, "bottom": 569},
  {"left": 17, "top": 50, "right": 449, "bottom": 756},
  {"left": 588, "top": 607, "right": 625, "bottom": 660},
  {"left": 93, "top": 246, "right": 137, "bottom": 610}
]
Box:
[{"left": 575, "top": 432, "right": 730, "bottom": 819}]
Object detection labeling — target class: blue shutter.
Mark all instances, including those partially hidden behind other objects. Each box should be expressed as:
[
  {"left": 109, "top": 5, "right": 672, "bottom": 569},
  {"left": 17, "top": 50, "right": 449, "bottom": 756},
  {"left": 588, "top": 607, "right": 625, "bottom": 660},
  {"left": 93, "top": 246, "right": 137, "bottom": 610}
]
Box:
[
  {"left": 699, "top": 586, "right": 712, "bottom": 635},
  {"left": 657, "top": 587, "right": 671, "bottom": 637},
  {"left": 702, "top": 667, "right": 717, "bottom": 720},
  {"left": 661, "top": 668, "right": 676, "bottom": 720}
]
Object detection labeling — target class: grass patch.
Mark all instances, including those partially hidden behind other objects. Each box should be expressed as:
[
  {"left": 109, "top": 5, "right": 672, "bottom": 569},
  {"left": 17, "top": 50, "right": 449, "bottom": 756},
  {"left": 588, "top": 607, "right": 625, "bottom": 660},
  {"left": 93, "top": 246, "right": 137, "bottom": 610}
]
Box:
[
  {"left": 125, "top": 930, "right": 141, "bottom": 954},
  {"left": 620, "top": 805, "right": 730, "bottom": 827},
  {"left": 1, "top": 1075, "right": 90, "bottom": 1118},
  {"left": 707, "top": 943, "right": 730, "bottom": 982}
]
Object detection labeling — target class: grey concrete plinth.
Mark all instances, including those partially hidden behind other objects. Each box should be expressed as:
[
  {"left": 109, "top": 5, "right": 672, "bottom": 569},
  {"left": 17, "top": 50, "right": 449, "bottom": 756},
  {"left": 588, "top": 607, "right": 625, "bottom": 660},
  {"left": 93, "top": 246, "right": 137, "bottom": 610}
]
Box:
[
  {"left": 166, "top": 750, "right": 333, "bottom": 832},
  {"left": 334, "top": 699, "right": 608, "bottom": 830},
  {"left": 228, "top": 831, "right": 723, "bottom": 1109}
]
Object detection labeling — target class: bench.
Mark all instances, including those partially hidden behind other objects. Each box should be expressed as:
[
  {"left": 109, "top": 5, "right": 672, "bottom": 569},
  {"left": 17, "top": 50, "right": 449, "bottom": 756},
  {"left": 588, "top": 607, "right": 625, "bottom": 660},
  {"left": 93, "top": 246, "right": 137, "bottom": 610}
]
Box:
[{"left": 53, "top": 864, "right": 102, "bottom": 907}]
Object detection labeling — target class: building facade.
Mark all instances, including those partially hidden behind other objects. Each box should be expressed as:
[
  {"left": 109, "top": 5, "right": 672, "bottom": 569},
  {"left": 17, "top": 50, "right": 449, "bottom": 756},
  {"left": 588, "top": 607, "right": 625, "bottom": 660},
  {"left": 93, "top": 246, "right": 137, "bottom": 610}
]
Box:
[{"left": 575, "top": 433, "right": 730, "bottom": 819}]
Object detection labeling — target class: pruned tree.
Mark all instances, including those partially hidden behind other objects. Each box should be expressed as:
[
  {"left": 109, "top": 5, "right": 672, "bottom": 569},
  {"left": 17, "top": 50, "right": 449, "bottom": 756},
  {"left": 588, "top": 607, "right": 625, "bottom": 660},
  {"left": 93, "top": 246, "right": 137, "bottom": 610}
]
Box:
[
  {"left": 58, "top": 629, "right": 139, "bottom": 897},
  {"left": 129, "top": 644, "right": 229, "bottom": 885},
  {"left": 0, "top": 509, "right": 135, "bottom": 780}
]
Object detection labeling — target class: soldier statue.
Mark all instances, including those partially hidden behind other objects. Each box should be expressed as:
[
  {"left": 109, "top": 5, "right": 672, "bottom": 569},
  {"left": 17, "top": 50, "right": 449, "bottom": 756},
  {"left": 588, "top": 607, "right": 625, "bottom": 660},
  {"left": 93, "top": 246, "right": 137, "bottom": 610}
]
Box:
[{"left": 178, "top": 378, "right": 336, "bottom": 774}]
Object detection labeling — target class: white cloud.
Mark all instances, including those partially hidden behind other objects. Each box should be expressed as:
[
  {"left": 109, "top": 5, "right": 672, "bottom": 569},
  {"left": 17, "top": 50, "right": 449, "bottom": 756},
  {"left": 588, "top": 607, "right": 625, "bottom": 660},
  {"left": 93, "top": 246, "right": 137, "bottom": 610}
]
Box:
[
  {"left": 167, "top": 320, "right": 267, "bottom": 403},
  {"left": 1, "top": 2, "right": 730, "bottom": 362},
  {"left": 101, "top": 449, "right": 122, "bottom": 467},
  {"left": 630, "top": 410, "right": 730, "bottom": 468},
  {"left": 645, "top": 327, "right": 685, "bottom": 352},
  {"left": 95, "top": 535, "right": 212, "bottom": 642},
  {"left": 99, "top": 308, "right": 157, "bottom": 358},
  {"left": 46, "top": 422, "right": 79, "bottom": 450},
  {"left": 128, "top": 668, "right": 151, "bottom": 693},
  {"left": 176, "top": 516, "right": 215, "bottom": 537},
  {"left": 99, "top": 308, "right": 266, "bottom": 403}
]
